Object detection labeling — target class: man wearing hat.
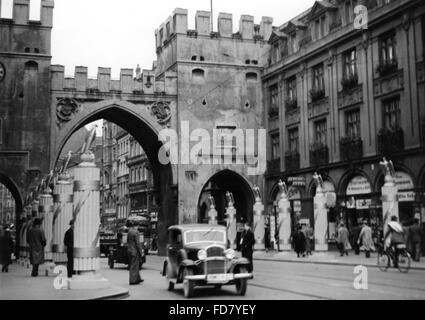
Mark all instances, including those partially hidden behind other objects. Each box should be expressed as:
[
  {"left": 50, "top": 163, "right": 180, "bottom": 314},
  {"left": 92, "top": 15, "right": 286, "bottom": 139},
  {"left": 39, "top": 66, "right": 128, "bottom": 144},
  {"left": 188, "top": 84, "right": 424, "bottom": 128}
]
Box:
[
  {"left": 127, "top": 220, "right": 144, "bottom": 285},
  {"left": 64, "top": 220, "right": 74, "bottom": 278},
  {"left": 27, "top": 218, "right": 46, "bottom": 277}
]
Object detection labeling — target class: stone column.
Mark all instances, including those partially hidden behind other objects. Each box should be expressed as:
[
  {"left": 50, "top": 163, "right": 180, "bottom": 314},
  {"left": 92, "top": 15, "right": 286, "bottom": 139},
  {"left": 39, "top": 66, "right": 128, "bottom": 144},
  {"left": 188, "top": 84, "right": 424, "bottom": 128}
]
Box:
[
  {"left": 381, "top": 172, "right": 399, "bottom": 237},
  {"left": 52, "top": 172, "right": 74, "bottom": 264},
  {"left": 253, "top": 195, "right": 265, "bottom": 251},
  {"left": 278, "top": 192, "right": 291, "bottom": 251},
  {"left": 314, "top": 186, "right": 328, "bottom": 251},
  {"left": 225, "top": 195, "right": 237, "bottom": 249},
  {"left": 68, "top": 152, "right": 110, "bottom": 290}
]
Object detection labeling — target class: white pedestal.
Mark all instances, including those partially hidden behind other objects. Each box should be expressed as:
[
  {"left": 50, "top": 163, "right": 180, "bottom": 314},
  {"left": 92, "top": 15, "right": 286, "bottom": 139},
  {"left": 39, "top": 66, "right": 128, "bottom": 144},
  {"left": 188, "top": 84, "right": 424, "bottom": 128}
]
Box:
[
  {"left": 314, "top": 192, "right": 328, "bottom": 252},
  {"left": 253, "top": 202, "right": 265, "bottom": 250},
  {"left": 381, "top": 185, "right": 399, "bottom": 236},
  {"left": 226, "top": 206, "right": 237, "bottom": 249},
  {"left": 278, "top": 197, "right": 291, "bottom": 251},
  {"left": 53, "top": 176, "right": 74, "bottom": 264}
]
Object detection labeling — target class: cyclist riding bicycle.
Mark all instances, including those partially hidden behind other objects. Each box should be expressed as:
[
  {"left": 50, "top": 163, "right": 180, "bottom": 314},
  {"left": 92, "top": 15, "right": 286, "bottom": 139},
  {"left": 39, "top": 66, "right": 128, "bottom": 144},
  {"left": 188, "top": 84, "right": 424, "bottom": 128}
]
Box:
[{"left": 383, "top": 216, "right": 405, "bottom": 267}]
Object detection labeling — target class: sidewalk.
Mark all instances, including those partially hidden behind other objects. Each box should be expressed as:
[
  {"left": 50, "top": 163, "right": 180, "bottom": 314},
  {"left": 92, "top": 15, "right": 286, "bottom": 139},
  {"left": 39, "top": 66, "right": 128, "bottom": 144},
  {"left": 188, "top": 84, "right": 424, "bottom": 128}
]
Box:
[
  {"left": 253, "top": 250, "right": 425, "bottom": 270},
  {"left": 0, "top": 261, "right": 129, "bottom": 300}
]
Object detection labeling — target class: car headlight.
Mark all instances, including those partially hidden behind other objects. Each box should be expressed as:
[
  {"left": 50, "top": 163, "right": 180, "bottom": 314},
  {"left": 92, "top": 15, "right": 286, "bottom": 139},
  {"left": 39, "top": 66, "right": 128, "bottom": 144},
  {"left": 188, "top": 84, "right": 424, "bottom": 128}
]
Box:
[
  {"left": 224, "top": 249, "right": 235, "bottom": 260},
  {"left": 197, "top": 249, "right": 207, "bottom": 260}
]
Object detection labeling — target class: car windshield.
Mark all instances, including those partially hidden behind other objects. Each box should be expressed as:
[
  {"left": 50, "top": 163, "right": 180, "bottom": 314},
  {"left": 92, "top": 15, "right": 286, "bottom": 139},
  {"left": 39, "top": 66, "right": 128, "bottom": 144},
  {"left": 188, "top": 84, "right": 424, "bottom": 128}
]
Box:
[{"left": 184, "top": 229, "right": 226, "bottom": 244}]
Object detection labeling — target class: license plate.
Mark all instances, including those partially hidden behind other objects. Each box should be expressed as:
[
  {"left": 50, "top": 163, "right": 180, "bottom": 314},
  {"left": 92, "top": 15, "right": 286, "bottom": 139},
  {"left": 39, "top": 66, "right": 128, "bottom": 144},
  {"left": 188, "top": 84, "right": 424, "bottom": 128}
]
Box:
[{"left": 207, "top": 274, "right": 227, "bottom": 282}]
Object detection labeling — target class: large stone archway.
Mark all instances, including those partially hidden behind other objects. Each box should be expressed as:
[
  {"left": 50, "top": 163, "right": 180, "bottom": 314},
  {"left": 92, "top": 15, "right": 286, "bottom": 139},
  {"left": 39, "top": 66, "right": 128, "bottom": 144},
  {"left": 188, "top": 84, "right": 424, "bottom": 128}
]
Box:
[{"left": 51, "top": 100, "right": 178, "bottom": 255}]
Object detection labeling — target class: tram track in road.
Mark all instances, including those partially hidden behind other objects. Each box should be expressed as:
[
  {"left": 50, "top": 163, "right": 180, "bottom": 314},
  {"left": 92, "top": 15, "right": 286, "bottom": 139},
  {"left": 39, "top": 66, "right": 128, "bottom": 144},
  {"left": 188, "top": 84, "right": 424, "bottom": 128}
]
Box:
[{"left": 140, "top": 264, "right": 333, "bottom": 300}]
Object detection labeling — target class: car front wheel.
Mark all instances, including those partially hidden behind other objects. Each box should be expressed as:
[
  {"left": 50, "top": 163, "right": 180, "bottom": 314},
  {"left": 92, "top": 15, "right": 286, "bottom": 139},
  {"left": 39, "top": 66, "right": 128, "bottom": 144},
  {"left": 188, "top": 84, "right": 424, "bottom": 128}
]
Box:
[
  {"left": 183, "top": 268, "right": 195, "bottom": 298},
  {"left": 235, "top": 267, "right": 248, "bottom": 296}
]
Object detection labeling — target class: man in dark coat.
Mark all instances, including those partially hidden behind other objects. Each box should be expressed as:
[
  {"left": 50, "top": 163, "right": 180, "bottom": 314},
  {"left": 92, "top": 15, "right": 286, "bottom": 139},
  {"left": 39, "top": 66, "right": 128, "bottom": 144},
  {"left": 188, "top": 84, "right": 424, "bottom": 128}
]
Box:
[
  {"left": 64, "top": 220, "right": 74, "bottom": 278},
  {"left": 409, "top": 219, "right": 423, "bottom": 262},
  {"left": 27, "top": 218, "right": 46, "bottom": 277},
  {"left": 0, "top": 228, "right": 14, "bottom": 272},
  {"left": 127, "top": 221, "right": 144, "bottom": 285},
  {"left": 292, "top": 225, "right": 306, "bottom": 258},
  {"left": 240, "top": 223, "right": 255, "bottom": 273}
]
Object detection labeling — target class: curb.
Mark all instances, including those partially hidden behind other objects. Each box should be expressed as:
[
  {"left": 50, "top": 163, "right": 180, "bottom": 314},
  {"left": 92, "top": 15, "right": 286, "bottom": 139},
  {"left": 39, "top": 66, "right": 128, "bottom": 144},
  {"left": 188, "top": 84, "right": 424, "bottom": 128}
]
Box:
[
  {"left": 88, "top": 287, "right": 130, "bottom": 300},
  {"left": 253, "top": 257, "right": 425, "bottom": 271}
]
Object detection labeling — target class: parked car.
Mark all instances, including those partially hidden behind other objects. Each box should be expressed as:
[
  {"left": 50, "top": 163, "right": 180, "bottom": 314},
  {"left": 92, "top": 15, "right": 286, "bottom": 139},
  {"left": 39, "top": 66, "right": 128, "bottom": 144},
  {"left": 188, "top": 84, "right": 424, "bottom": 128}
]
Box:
[{"left": 161, "top": 224, "right": 253, "bottom": 298}]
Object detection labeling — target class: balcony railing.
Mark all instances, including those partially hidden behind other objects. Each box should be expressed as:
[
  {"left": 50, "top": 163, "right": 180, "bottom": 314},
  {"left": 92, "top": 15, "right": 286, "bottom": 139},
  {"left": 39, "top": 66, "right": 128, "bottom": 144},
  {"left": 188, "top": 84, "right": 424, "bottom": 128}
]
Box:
[
  {"left": 377, "top": 127, "right": 404, "bottom": 156},
  {"left": 268, "top": 107, "right": 279, "bottom": 118},
  {"left": 309, "top": 144, "right": 329, "bottom": 168},
  {"left": 376, "top": 58, "right": 398, "bottom": 78},
  {"left": 310, "top": 88, "right": 326, "bottom": 102},
  {"left": 341, "top": 73, "right": 359, "bottom": 91},
  {"left": 285, "top": 98, "right": 298, "bottom": 113},
  {"left": 285, "top": 152, "right": 300, "bottom": 172},
  {"left": 340, "top": 137, "right": 363, "bottom": 161},
  {"left": 267, "top": 158, "right": 281, "bottom": 174}
]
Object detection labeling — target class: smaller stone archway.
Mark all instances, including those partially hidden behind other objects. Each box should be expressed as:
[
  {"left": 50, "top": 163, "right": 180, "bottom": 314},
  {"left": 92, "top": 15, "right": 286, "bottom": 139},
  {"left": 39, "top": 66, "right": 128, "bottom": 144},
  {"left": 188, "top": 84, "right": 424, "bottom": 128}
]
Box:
[{"left": 197, "top": 169, "right": 255, "bottom": 226}]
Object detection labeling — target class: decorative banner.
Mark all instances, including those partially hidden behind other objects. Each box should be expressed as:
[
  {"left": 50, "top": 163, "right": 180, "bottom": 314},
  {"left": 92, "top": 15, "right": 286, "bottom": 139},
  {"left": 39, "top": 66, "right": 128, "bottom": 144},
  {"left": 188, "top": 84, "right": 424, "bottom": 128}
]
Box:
[{"left": 346, "top": 176, "right": 372, "bottom": 195}]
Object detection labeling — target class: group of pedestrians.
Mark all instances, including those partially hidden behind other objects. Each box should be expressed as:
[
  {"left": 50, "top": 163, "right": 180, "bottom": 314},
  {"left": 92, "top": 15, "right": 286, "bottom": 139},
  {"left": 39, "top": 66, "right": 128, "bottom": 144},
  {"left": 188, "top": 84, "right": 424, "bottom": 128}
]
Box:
[
  {"left": 0, "top": 218, "right": 75, "bottom": 278},
  {"left": 337, "top": 220, "right": 374, "bottom": 257},
  {"left": 291, "top": 224, "right": 314, "bottom": 258}
]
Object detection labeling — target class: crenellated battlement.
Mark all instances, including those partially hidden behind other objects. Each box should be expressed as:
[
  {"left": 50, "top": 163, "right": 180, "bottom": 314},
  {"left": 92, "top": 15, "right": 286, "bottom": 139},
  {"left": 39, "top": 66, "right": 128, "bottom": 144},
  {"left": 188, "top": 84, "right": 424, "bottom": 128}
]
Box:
[
  {"left": 50, "top": 65, "right": 177, "bottom": 95},
  {"left": 155, "top": 8, "right": 273, "bottom": 50},
  {"left": 0, "top": 0, "right": 54, "bottom": 27}
]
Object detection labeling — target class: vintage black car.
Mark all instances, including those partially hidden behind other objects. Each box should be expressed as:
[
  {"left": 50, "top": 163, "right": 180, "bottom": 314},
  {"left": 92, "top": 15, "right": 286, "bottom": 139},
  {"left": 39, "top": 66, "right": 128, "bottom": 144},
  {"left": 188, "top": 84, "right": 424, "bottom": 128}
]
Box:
[
  {"left": 161, "top": 224, "right": 252, "bottom": 298},
  {"left": 108, "top": 225, "right": 146, "bottom": 269}
]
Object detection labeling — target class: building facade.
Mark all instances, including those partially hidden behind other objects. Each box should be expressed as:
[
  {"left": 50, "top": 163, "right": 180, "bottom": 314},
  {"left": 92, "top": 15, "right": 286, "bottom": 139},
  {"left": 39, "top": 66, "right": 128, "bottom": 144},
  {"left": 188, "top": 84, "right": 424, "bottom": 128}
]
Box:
[
  {"left": 0, "top": 183, "right": 15, "bottom": 225},
  {"left": 263, "top": 0, "right": 425, "bottom": 247}
]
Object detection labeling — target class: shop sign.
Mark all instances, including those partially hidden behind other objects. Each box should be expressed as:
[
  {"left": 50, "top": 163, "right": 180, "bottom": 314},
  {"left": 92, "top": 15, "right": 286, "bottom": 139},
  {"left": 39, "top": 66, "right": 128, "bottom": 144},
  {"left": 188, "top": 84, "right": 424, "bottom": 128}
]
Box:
[
  {"left": 398, "top": 191, "right": 415, "bottom": 202},
  {"left": 356, "top": 199, "right": 371, "bottom": 209},
  {"left": 346, "top": 176, "right": 371, "bottom": 195},
  {"left": 394, "top": 172, "right": 414, "bottom": 190},
  {"left": 288, "top": 176, "right": 306, "bottom": 187}
]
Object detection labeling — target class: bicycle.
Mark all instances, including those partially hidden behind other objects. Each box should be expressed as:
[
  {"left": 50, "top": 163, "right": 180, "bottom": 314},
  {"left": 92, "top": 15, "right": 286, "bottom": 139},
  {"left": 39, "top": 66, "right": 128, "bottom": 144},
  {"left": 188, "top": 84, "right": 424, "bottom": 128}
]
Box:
[{"left": 377, "top": 240, "right": 411, "bottom": 273}]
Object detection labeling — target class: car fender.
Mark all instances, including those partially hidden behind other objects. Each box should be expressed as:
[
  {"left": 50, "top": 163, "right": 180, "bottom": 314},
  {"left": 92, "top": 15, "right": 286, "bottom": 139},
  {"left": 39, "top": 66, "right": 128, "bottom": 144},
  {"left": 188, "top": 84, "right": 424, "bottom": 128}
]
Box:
[
  {"left": 228, "top": 258, "right": 250, "bottom": 273},
  {"left": 177, "top": 259, "right": 196, "bottom": 283}
]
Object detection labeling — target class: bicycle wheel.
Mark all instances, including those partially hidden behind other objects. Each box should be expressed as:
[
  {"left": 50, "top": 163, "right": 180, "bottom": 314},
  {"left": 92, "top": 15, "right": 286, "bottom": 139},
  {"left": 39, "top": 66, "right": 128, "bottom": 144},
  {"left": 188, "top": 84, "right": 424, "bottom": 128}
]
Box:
[
  {"left": 377, "top": 251, "right": 390, "bottom": 272},
  {"left": 397, "top": 251, "right": 411, "bottom": 273}
]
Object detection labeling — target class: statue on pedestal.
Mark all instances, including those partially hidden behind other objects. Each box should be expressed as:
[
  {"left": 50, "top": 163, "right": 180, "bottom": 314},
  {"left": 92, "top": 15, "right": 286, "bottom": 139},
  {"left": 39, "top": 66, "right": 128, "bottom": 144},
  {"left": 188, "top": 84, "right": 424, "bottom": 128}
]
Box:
[
  {"left": 253, "top": 185, "right": 261, "bottom": 202},
  {"left": 380, "top": 157, "right": 395, "bottom": 186},
  {"left": 312, "top": 172, "right": 324, "bottom": 194},
  {"left": 226, "top": 191, "right": 235, "bottom": 207},
  {"left": 278, "top": 180, "right": 288, "bottom": 199}
]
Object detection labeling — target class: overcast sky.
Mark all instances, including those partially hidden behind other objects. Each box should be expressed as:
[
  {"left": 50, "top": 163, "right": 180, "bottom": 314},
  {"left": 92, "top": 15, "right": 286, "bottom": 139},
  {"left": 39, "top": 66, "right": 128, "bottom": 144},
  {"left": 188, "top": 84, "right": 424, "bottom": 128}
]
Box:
[{"left": 51, "top": 0, "right": 316, "bottom": 78}]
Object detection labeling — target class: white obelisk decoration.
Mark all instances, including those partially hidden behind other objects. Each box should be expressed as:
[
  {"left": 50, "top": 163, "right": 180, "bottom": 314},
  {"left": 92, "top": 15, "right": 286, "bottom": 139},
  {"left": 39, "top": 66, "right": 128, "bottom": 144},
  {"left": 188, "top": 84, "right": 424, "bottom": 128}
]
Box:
[
  {"left": 68, "top": 127, "right": 110, "bottom": 290},
  {"left": 313, "top": 172, "right": 328, "bottom": 251},
  {"left": 277, "top": 180, "right": 291, "bottom": 251},
  {"left": 253, "top": 186, "right": 265, "bottom": 250},
  {"left": 225, "top": 191, "right": 237, "bottom": 249},
  {"left": 380, "top": 157, "right": 399, "bottom": 237}
]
